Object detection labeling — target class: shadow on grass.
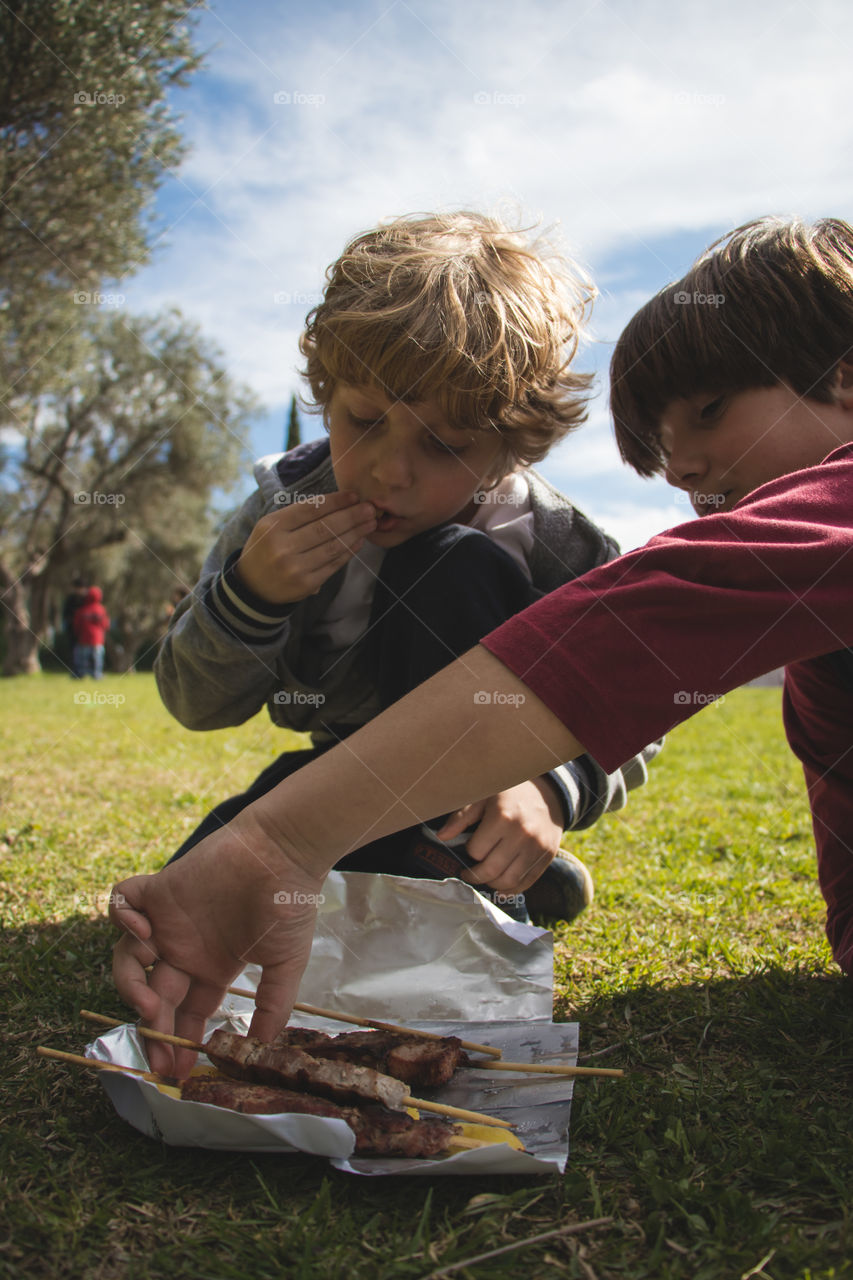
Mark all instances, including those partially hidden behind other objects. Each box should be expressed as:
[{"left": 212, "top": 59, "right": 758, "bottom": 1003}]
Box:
[
  {"left": 559, "top": 967, "right": 853, "bottom": 1274},
  {"left": 3, "top": 919, "right": 852, "bottom": 1279}
]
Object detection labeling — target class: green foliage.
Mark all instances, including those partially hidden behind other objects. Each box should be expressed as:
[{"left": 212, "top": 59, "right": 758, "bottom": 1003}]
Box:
[
  {"left": 1, "top": 681, "right": 851, "bottom": 1279},
  {"left": 0, "top": 1, "right": 225, "bottom": 676},
  {"left": 286, "top": 393, "right": 303, "bottom": 450},
  {"left": 0, "top": 308, "right": 258, "bottom": 673},
  {"left": 0, "top": 0, "right": 203, "bottom": 398}
]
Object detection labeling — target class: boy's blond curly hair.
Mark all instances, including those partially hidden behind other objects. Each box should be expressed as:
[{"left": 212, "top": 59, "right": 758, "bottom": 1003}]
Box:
[{"left": 299, "top": 210, "right": 595, "bottom": 470}]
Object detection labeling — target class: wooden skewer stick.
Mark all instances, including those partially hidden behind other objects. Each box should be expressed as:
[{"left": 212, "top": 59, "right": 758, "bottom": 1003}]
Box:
[
  {"left": 37, "top": 1045, "right": 166, "bottom": 1082},
  {"left": 225, "top": 991, "right": 621, "bottom": 1078},
  {"left": 227, "top": 989, "right": 503, "bottom": 1059},
  {"left": 81, "top": 1009, "right": 197, "bottom": 1046},
  {"left": 447, "top": 1136, "right": 499, "bottom": 1151},
  {"left": 406, "top": 1097, "right": 513, "bottom": 1128},
  {"left": 79, "top": 1011, "right": 515, "bottom": 1131},
  {"left": 468, "top": 1059, "right": 625, "bottom": 1079}
]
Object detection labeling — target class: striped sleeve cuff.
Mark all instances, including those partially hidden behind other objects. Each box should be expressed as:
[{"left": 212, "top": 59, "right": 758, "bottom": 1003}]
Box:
[
  {"left": 205, "top": 550, "right": 294, "bottom": 643},
  {"left": 546, "top": 758, "right": 600, "bottom": 831}
]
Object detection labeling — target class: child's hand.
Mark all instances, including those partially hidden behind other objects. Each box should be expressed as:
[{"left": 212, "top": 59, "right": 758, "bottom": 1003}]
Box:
[
  {"left": 436, "top": 777, "right": 565, "bottom": 894},
  {"left": 110, "top": 807, "right": 327, "bottom": 1077},
  {"left": 237, "top": 491, "right": 377, "bottom": 604}
]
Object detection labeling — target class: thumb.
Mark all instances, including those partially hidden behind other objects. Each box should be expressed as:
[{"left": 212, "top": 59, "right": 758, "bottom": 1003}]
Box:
[
  {"left": 109, "top": 875, "right": 154, "bottom": 942},
  {"left": 436, "top": 800, "right": 485, "bottom": 840}
]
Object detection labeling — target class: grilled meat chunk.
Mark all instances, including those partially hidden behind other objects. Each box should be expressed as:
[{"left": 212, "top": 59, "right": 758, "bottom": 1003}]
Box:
[
  {"left": 264, "top": 1026, "right": 469, "bottom": 1087},
  {"left": 181, "top": 1076, "right": 459, "bottom": 1157},
  {"left": 269, "top": 1028, "right": 333, "bottom": 1052},
  {"left": 310, "top": 1030, "right": 469, "bottom": 1087},
  {"left": 203, "top": 1031, "right": 409, "bottom": 1110},
  {"left": 182, "top": 1077, "right": 341, "bottom": 1116}
]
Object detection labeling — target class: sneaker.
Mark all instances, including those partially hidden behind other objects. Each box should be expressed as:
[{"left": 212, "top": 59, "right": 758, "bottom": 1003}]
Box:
[{"left": 523, "top": 850, "right": 594, "bottom": 925}]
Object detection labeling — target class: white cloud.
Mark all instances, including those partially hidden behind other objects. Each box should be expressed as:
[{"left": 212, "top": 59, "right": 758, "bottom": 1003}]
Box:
[{"left": 127, "top": 0, "right": 853, "bottom": 523}]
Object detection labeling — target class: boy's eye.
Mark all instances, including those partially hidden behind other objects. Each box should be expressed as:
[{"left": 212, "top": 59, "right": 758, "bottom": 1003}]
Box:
[
  {"left": 699, "top": 396, "right": 725, "bottom": 421},
  {"left": 427, "top": 434, "right": 465, "bottom": 457},
  {"left": 347, "top": 412, "right": 382, "bottom": 430}
]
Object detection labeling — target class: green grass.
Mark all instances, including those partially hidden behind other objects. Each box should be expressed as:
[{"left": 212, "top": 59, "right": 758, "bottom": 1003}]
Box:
[{"left": 1, "top": 673, "right": 851, "bottom": 1279}]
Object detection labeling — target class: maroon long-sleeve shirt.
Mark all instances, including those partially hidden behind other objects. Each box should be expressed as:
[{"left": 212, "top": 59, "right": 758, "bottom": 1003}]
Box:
[{"left": 482, "top": 443, "right": 853, "bottom": 973}]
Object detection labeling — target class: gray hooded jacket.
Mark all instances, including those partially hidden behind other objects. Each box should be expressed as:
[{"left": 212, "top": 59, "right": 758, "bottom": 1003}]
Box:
[{"left": 156, "top": 440, "right": 661, "bottom": 830}]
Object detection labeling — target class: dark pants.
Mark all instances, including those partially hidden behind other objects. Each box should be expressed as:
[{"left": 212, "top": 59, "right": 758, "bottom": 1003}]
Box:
[{"left": 170, "top": 524, "right": 539, "bottom": 880}]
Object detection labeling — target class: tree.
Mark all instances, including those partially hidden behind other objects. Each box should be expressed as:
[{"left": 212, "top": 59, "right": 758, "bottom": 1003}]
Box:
[
  {"left": 285, "top": 394, "right": 302, "bottom": 451},
  {"left": 0, "top": 309, "right": 258, "bottom": 674},
  {"left": 0, "top": 0, "right": 202, "bottom": 401}
]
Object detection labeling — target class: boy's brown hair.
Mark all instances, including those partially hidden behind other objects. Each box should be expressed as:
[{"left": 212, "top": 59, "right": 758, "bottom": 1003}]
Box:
[
  {"left": 610, "top": 216, "right": 853, "bottom": 476},
  {"left": 299, "top": 211, "right": 595, "bottom": 470}
]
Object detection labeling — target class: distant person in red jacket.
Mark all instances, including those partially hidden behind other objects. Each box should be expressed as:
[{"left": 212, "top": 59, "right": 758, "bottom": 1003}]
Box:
[{"left": 72, "top": 586, "right": 110, "bottom": 679}]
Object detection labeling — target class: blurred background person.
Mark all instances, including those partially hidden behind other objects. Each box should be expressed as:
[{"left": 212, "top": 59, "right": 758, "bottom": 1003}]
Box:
[{"left": 72, "top": 585, "right": 110, "bottom": 679}]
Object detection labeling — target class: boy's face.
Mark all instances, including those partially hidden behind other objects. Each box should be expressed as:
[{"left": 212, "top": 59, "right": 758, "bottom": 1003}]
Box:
[
  {"left": 327, "top": 383, "right": 505, "bottom": 546},
  {"left": 658, "top": 374, "right": 853, "bottom": 516}
]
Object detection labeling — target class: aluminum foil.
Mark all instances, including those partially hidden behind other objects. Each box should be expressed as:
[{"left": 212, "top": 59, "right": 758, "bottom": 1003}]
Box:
[{"left": 89, "top": 871, "right": 578, "bottom": 1176}]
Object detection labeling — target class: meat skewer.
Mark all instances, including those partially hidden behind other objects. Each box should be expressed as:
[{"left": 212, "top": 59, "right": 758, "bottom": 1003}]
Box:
[
  {"left": 228, "top": 990, "right": 503, "bottom": 1058},
  {"left": 225, "top": 989, "right": 622, "bottom": 1079},
  {"left": 263, "top": 1025, "right": 624, "bottom": 1082},
  {"left": 265, "top": 1025, "right": 469, "bottom": 1087},
  {"left": 79, "top": 1012, "right": 515, "bottom": 1130},
  {"left": 180, "top": 1077, "right": 480, "bottom": 1157},
  {"left": 36, "top": 1047, "right": 496, "bottom": 1158}
]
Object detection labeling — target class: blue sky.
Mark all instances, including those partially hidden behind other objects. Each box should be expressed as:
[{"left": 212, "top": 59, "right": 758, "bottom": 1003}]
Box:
[{"left": 123, "top": 0, "right": 853, "bottom": 549}]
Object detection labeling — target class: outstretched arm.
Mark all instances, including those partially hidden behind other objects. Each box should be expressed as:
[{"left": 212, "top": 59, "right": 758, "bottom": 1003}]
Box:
[{"left": 111, "top": 645, "right": 583, "bottom": 1072}]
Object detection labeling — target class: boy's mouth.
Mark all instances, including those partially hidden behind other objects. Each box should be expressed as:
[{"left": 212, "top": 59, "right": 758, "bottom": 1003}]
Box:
[
  {"left": 693, "top": 489, "right": 733, "bottom": 515},
  {"left": 372, "top": 506, "right": 402, "bottom": 533}
]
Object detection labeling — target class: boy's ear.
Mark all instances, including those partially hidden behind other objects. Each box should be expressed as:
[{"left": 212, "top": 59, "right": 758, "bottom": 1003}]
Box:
[{"left": 833, "top": 360, "right": 853, "bottom": 407}]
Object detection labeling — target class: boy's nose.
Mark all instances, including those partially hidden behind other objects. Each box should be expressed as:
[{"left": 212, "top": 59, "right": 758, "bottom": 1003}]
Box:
[
  {"left": 371, "top": 445, "right": 413, "bottom": 488},
  {"left": 664, "top": 445, "right": 708, "bottom": 489}
]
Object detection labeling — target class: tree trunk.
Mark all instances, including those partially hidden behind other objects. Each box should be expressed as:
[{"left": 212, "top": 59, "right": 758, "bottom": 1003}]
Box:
[{"left": 1, "top": 572, "right": 40, "bottom": 674}]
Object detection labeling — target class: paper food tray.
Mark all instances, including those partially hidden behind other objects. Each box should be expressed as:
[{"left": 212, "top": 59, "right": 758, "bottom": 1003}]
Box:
[{"left": 90, "top": 871, "right": 577, "bottom": 1176}]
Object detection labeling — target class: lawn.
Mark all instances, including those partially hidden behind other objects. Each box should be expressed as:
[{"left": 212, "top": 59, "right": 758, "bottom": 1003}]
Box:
[{"left": 1, "top": 673, "right": 850, "bottom": 1279}]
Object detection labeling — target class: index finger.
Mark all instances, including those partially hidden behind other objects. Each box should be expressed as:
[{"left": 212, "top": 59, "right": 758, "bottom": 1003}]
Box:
[
  {"left": 249, "top": 961, "right": 305, "bottom": 1042},
  {"left": 271, "top": 489, "right": 363, "bottom": 529},
  {"left": 171, "top": 977, "right": 233, "bottom": 1078},
  {"left": 112, "top": 932, "right": 162, "bottom": 1024}
]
